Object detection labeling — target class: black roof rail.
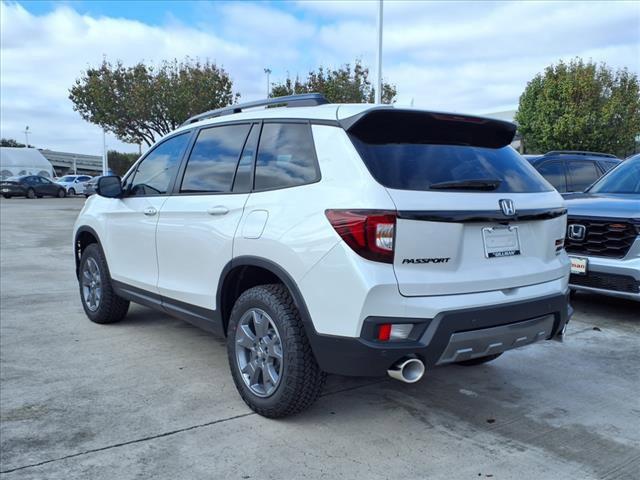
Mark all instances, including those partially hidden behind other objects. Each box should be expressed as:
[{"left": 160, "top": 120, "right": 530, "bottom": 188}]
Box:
[
  {"left": 180, "top": 93, "right": 330, "bottom": 127},
  {"left": 544, "top": 150, "right": 617, "bottom": 159}
]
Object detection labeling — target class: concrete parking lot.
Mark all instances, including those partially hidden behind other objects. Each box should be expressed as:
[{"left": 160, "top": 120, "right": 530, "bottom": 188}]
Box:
[{"left": 0, "top": 197, "right": 638, "bottom": 480}]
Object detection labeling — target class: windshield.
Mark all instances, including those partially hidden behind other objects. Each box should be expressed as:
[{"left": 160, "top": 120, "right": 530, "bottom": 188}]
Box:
[
  {"left": 588, "top": 157, "right": 640, "bottom": 194},
  {"left": 59, "top": 176, "right": 76, "bottom": 182}
]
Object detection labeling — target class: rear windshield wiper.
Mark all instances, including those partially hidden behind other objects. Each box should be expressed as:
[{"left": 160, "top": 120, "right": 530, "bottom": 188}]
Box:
[{"left": 429, "top": 179, "right": 501, "bottom": 191}]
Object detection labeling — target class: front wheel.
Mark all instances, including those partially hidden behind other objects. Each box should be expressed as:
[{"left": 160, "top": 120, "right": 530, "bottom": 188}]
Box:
[
  {"left": 227, "top": 284, "right": 326, "bottom": 418},
  {"left": 57, "top": 189, "right": 66, "bottom": 198},
  {"left": 68, "top": 188, "right": 76, "bottom": 196},
  {"left": 2, "top": 195, "right": 10, "bottom": 199},
  {"left": 79, "top": 243, "right": 129, "bottom": 324},
  {"left": 456, "top": 353, "right": 503, "bottom": 366}
]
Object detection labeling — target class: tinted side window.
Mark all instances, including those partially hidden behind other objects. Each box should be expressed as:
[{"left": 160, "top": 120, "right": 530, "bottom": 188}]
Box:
[
  {"left": 254, "top": 123, "right": 319, "bottom": 190},
  {"left": 128, "top": 133, "right": 190, "bottom": 196},
  {"left": 537, "top": 161, "right": 567, "bottom": 192},
  {"left": 180, "top": 124, "right": 250, "bottom": 193},
  {"left": 568, "top": 161, "right": 600, "bottom": 192},
  {"left": 601, "top": 161, "right": 618, "bottom": 173},
  {"left": 233, "top": 124, "right": 260, "bottom": 193}
]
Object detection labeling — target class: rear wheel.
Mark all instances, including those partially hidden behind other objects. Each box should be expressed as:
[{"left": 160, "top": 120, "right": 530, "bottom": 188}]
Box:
[
  {"left": 2, "top": 195, "right": 10, "bottom": 199},
  {"left": 79, "top": 243, "right": 129, "bottom": 324},
  {"left": 57, "top": 189, "right": 66, "bottom": 198},
  {"left": 26, "top": 188, "right": 35, "bottom": 199},
  {"left": 456, "top": 353, "right": 503, "bottom": 366},
  {"left": 227, "top": 284, "right": 326, "bottom": 418}
]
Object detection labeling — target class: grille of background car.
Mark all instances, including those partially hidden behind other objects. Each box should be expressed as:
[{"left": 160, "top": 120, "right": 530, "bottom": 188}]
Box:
[
  {"left": 570, "top": 271, "right": 640, "bottom": 294},
  {"left": 565, "top": 217, "right": 638, "bottom": 258}
]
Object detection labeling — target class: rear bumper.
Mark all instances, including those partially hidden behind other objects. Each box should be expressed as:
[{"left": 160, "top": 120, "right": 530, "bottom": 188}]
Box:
[
  {"left": 1, "top": 187, "right": 25, "bottom": 196},
  {"left": 308, "top": 292, "right": 572, "bottom": 376},
  {"left": 569, "top": 254, "right": 640, "bottom": 301}
]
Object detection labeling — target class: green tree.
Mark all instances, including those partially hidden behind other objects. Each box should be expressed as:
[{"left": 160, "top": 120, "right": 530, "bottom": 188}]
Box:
[
  {"left": 270, "top": 60, "right": 397, "bottom": 104},
  {"left": 515, "top": 59, "right": 640, "bottom": 157},
  {"left": 1, "top": 138, "right": 27, "bottom": 147},
  {"left": 69, "top": 58, "right": 239, "bottom": 147},
  {"left": 107, "top": 150, "right": 139, "bottom": 176}
]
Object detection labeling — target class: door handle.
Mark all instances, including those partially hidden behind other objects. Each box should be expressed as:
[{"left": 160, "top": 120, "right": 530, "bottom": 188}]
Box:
[
  {"left": 207, "top": 206, "right": 229, "bottom": 216},
  {"left": 143, "top": 206, "right": 158, "bottom": 216}
]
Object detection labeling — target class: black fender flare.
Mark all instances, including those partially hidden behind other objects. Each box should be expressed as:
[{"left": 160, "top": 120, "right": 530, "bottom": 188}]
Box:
[
  {"left": 74, "top": 226, "right": 103, "bottom": 278},
  {"left": 217, "top": 255, "right": 320, "bottom": 339}
]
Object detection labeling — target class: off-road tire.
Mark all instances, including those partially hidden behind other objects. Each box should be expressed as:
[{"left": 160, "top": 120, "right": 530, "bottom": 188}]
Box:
[
  {"left": 456, "top": 352, "right": 503, "bottom": 366},
  {"left": 79, "top": 243, "right": 129, "bottom": 324},
  {"left": 227, "top": 284, "right": 326, "bottom": 418}
]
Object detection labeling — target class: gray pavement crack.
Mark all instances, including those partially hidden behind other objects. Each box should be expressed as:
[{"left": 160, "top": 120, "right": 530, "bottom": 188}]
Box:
[
  {"left": 0, "top": 379, "right": 385, "bottom": 475},
  {"left": 0, "top": 412, "right": 254, "bottom": 475}
]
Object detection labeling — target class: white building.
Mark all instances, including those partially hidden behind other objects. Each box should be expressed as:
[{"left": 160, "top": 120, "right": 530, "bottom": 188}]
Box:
[{"left": 0, "top": 147, "right": 55, "bottom": 179}]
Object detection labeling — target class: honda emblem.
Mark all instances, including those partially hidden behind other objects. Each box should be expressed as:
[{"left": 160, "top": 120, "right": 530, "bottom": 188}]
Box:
[
  {"left": 568, "top": 224, "right": 586, "bottom": 241},
  {"left": 499, "top": 199, "right": 516, "bottom": 217}
]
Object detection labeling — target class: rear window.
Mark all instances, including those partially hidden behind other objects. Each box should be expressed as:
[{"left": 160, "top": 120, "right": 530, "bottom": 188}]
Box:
[{"left": 350, "top": 139, "right": 552, "bottom": 193}]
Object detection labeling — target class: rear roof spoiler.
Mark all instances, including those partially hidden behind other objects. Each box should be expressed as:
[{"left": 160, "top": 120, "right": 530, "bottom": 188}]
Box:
[{"left": 341, "top": 108, "right": 517, "bottom": 149}]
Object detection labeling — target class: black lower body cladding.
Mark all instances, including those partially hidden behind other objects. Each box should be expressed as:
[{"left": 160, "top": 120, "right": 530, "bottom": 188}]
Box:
[{"left": 306, "top": 293, "right": 572, "bottom": 377}]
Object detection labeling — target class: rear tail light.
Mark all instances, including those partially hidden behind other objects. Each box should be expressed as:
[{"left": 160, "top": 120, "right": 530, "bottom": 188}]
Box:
[{"left": 325, "top": 209, "right": 396, "bottom": 263}]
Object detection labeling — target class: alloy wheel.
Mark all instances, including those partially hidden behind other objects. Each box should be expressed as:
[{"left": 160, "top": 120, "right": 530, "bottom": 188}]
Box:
[
  {"left": 81, "top": 257, "right": 102, "bottom": 312},
  {"left": 235, "top": 308, "right": 284, "bottom": 397}
]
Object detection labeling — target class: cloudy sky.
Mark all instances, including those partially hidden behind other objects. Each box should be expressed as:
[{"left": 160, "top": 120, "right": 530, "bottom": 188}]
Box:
[{"left": 1, "top": 0, "right": 639, "bottom": 155}]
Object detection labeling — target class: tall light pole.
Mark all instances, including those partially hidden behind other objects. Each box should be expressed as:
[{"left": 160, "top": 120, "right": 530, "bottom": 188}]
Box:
[
  {"left": 375, "top": 0, "right": 383, "bottom": 104},
  {"left": 264, "top": 68, "right": 272, "bottom": 98},
  {"left": 24, "top": 126, "right": 30, "bottom": 148},
  {"left": 102, "top": 129, "right": 108, "bottom": 175}
]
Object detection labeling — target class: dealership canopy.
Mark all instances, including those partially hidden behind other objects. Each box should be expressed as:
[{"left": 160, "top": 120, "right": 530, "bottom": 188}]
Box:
[{"left": 0, "top": 147, "right": 55, "bottom": 179}]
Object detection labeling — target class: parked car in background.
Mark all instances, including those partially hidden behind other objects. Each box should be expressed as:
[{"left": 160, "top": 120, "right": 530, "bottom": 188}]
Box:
[
  {"left": 564, "top": 154, "right": 640, "bottom": 301},
  {"left": 57, "top": 175, "right": 92, "bottom": 196},
  {"left": 526, "top": 151, "right": 620, "bottom": 194},
  {"left": 83, "top": 176, "right": 101, "bottom": 197},
  {"left": 1, "top": 175, "right": 67, "bottom": 199}
]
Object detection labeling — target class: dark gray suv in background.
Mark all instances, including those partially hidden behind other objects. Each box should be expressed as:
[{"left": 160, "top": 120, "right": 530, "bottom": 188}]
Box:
[
  {"left": 526, "top": 151, "right": 621, "bottom": 194},
  {"left": 564, "top": 155, "right": 640, "bottom": 300}
]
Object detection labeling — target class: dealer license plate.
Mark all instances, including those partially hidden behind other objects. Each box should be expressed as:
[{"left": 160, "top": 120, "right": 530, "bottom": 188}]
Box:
[
  {"left": 570, "top": 256, "right": 588, "bottom": 275},
  {"left": 482, "top": 226, "right": 521, "bottom": 258}
]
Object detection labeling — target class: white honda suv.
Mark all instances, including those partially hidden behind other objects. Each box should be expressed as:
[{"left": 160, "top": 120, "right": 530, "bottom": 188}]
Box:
[{"left": 73, "top": 94, "right": 572, "bottom": 418}]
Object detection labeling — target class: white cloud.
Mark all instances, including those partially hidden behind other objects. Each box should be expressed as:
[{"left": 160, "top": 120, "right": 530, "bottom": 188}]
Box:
[{"left": 1, "top": 0, "right": 638, "bottom": 154}]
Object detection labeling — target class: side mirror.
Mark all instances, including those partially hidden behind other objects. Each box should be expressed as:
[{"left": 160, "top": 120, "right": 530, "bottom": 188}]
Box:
[{"left": 96, "top": 176, "right": 123, "bottom": 198}]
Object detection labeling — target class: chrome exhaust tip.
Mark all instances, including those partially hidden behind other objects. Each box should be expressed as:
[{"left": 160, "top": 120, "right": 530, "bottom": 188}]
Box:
[{"left": 387, "top": 357, "right": 425, "bottom": 383}]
